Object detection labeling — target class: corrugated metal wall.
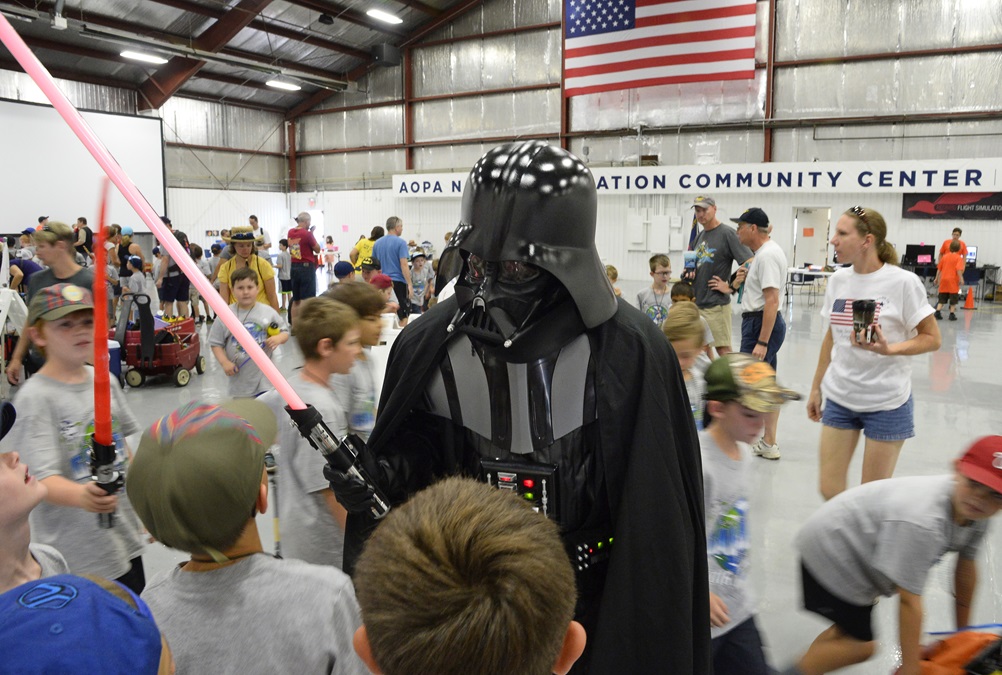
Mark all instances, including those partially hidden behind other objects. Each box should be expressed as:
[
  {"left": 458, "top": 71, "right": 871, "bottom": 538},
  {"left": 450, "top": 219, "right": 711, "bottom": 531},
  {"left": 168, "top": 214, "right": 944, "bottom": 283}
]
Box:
[
  {"left": 295, "top": 0, "right": 1002, "bottom": 188},
  {"left": 158, "top": 98, "right": 287, "bottom": 192},
  {"left": 0, "top": 69, "right": 135, "bottom": 113}
]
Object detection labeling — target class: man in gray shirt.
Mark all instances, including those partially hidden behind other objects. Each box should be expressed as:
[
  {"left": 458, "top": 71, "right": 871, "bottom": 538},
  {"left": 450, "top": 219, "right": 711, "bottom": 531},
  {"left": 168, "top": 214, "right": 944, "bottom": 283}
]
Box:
[
  {"left": 688, "top": 196, "right": 753, "bottom": 355},
  {"left": 784, "top": 436, "right": 1002, "bottom": 675},
  {"left": 128, "top": 399, "right": 368, "bottom": 675}
]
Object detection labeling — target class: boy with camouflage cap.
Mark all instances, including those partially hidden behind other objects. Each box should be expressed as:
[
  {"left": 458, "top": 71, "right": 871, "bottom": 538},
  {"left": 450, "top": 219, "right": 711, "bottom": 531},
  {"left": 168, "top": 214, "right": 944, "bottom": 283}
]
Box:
[
  {"left": 700, "top": 353, "right": 799, "bottom": 673},
  {"left": 129, "top": 399, "right": 368, "bottom": 675}
]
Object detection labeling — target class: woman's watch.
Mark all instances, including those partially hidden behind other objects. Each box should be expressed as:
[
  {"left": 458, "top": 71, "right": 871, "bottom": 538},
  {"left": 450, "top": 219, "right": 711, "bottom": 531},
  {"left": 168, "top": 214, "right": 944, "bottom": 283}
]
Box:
[{"left": 756, "top": 340, "right": 768, "bottom": 347}]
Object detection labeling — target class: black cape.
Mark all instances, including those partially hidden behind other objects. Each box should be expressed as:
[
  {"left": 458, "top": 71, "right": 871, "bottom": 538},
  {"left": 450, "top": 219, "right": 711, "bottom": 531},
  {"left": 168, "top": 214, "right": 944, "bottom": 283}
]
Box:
[{"left": 345, "top": 296, "right": 711, "bottom": 674}]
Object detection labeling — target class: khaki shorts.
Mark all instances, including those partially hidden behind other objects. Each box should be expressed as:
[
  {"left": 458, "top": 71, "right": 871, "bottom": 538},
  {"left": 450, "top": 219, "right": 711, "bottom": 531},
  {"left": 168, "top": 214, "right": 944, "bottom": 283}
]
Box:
[{"left": 699, "top": 304, "right": 733, "bottom": 351}]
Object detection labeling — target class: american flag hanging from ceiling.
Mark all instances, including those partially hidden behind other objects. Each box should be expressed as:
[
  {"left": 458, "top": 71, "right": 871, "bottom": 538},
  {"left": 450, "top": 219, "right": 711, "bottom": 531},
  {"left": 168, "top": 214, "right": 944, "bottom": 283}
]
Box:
[{"left": 563, "top": 0, "right": 758, "bottom": 98}]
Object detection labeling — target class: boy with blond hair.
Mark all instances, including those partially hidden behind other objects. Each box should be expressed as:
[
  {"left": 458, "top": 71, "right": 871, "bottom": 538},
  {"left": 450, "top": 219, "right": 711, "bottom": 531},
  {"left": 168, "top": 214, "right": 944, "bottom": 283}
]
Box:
[
  {"left": 261, "top": 296, "right": 362, "bottom": 568},
  {"left": 662, "top": 301, "right": 711, "bottom": 430},
  {"left": 325, "top": 282, "right": 385, "bottom": 441},
  {"left": 671, "top": 281, "right": 716, "bottom": 356},
  {"left": 605, "top": 264, "right": 622, "bottom": 297},
  {"left": 352, "top": 477, "right": 586, "bottom": 675},
  {"left": 1, "top": 284, "right": 145, "bottom": 592},
  {"left": 637, "top": 253, "right": 672, "bottom": 324}
]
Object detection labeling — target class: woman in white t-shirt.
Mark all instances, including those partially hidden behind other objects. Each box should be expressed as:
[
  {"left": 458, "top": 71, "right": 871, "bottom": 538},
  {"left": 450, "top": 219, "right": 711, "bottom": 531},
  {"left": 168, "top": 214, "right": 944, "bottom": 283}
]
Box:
[{"left": 807, "top": 206, "right": 940, "bottom": 501}]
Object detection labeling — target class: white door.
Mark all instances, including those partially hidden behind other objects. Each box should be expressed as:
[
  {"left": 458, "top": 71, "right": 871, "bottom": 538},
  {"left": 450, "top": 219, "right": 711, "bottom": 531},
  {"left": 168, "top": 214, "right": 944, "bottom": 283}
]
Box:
[{"left": 792, "top": 208, "right": 832, "bottom": 267}]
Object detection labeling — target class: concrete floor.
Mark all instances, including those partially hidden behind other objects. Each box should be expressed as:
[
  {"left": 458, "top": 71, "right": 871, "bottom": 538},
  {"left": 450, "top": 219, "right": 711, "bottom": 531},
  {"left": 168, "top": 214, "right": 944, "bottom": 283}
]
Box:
[{"left": 126, "top": 285, "right": 1002, "bottom": 673}]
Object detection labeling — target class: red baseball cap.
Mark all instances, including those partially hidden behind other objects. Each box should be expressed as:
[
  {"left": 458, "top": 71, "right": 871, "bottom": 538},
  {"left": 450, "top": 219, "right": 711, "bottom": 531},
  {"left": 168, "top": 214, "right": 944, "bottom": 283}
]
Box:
[
  {"left": 369, "top": 273, "right": 393, "bottom": 290},
  {"left": 957, "top": 436, "right": 1002, "bottom": 494}
]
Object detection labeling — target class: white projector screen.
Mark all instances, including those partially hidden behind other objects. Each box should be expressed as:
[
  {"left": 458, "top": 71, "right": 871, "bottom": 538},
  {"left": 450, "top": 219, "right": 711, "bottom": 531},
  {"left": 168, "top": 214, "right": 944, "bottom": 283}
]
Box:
[{"left": 0, "top": 98, "right": 166, "bottom": 234}]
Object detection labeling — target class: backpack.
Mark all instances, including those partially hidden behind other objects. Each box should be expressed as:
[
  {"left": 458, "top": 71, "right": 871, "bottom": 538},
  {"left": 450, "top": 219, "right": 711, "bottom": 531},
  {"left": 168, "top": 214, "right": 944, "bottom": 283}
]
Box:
[{"left": 167, "top": 230, "right": 190, "bottom": 272}]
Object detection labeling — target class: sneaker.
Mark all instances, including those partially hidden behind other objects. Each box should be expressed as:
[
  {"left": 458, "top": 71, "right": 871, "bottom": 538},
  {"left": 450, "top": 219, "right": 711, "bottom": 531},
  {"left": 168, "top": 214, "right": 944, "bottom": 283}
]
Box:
[
  {"left": 949, "top": 313, "right": 957, "bottom": 321},
  {"left": 934, "top": 310, "right": 943, "bottom": 320},
  {"left": 753, "top": 439, "right": 781, "bottom": 460}
]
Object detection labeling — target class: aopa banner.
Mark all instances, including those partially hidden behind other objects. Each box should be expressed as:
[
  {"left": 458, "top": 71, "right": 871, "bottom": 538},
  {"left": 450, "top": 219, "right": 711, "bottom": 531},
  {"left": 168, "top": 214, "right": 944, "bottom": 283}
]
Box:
[{"left": 393, "top": 158, "right": 1002, "bottom": 198}]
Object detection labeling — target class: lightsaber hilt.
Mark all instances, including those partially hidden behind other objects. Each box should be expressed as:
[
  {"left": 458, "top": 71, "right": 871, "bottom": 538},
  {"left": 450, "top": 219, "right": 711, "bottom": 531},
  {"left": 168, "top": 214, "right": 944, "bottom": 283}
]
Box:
[
  {"left": 284, "top": 404, "right": 391, "bottom": 519},
  {"left": 91, "top": 439, "right": 122, "bottom": 529}
]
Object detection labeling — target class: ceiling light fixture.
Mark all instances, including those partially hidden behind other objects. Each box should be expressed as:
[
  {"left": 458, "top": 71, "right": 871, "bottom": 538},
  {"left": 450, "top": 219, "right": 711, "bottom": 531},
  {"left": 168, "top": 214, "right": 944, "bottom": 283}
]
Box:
[
  {"left": 318, "top": 13, "right": 334, "bottom": 25},
  {"left": 266, "top": 80, "right": 302, "bottom": 91},
  {"left": 121, "top": 50, "right": 169, "bottom": 65},
  {"left": 366, "top": 9, "right": 402, "bottom": 24}
]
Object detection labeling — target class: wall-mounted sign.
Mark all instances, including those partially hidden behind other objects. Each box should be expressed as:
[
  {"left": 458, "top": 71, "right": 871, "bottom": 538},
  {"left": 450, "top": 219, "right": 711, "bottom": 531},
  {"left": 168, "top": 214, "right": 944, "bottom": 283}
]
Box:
[
  {"left": 902, "top": 192, "right": 1002, "bottom": 220},
  {"left": 394, "top": 158, "right": 1002, "bottom": 198}
]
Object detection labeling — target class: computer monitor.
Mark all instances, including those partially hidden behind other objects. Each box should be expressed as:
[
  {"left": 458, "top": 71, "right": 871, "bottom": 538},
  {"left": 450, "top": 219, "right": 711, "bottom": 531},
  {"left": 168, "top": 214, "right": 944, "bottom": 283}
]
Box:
[
  {"left": 904, "top": 244, "right": 935, "bottom": 265},
  {"left": 966, "top": 246, "right": 978, "bottom": 265}
]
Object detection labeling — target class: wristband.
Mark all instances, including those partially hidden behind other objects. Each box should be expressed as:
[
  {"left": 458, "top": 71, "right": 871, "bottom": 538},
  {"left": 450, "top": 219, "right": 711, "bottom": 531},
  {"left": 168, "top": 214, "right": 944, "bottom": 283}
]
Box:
[{"left": 756, "top": 340, "right": 768, "bottom": 347}]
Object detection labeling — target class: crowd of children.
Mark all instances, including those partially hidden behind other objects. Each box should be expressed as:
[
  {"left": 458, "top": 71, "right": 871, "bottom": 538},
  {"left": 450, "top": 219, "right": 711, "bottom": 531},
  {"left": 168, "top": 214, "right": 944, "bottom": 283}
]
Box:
[{"left": 0, "top": 207, "right": 998, "bottom": 674}]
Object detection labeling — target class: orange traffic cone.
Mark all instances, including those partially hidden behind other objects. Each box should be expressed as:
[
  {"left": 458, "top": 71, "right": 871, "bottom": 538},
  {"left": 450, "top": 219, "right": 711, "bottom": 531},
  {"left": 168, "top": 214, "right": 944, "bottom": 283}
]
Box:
[{"left": 963, "top": 287, "right": 976, "bottom": 310}]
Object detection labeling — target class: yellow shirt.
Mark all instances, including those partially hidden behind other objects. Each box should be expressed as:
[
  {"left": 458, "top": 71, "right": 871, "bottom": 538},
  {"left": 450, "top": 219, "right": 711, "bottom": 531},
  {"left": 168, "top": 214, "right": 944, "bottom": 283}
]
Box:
[
  {"left": 218, "top": 254, "right": 275, "bottom": 306},
  {"left": 354, "top": 238, "right": 375, "bottom": 272}
]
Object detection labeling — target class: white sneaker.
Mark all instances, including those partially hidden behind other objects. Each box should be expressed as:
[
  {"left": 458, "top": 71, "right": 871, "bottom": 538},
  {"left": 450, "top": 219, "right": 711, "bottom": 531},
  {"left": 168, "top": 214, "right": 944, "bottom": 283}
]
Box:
[{"left": 753, "top": 439, "right": 781, "bottom": 460}]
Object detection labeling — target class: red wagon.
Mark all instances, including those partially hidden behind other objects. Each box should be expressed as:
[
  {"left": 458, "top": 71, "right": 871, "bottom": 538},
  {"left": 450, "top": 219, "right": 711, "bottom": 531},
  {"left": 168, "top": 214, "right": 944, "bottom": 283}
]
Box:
[{"left": 112, "top": 294, "right": 206, "bottom": 387}]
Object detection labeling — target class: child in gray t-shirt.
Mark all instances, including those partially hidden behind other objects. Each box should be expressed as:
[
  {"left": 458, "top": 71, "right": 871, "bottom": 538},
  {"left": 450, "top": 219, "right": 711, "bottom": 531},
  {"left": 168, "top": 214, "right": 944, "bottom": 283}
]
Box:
[
  {"left": 1, "top": 284, "right": 145, "bottom": 591},
  {"left": 637, "top": 253, "right": 672, "bottom": 325},
  {"left": 208, "top": 266, "right": 288, "bottom": 398},
  {"left": 783, "top": 436, "right": 1002, "bottom": 675},
  {"left": 260, "top": 297, "right": 362, "bottom": 569},
  {"left": 700, "top": 354, "right": 799, "bottom": 675}
]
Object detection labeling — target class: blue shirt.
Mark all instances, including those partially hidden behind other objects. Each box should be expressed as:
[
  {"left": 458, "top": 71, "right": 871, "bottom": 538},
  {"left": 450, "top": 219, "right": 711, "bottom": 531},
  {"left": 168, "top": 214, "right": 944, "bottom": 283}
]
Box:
[
  {"left": 372, "top": 235, "right": 409, "bottom": 283},
  {"left": 11, "top": 258, "right": 43, "bottom": 286}
]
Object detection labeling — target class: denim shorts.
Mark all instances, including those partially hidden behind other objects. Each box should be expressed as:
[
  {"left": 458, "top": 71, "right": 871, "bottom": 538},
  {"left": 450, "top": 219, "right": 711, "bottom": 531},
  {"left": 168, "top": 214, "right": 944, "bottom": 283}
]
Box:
[{"left": 822, "top": 394, "right": 915, "bottom": 442}]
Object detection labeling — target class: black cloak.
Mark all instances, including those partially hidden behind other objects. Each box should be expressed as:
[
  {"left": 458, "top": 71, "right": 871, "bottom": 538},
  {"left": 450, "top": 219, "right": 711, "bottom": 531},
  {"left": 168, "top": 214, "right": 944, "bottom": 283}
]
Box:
[{"left": 344, "top": 295, "right": 710, "bottom": 674}]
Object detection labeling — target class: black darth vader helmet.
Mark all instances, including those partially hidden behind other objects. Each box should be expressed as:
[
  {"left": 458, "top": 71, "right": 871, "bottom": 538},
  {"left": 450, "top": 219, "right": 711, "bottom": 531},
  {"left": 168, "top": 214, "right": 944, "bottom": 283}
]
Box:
[{"left": 438, "top": 141, "right": 617, "bottom": 356}]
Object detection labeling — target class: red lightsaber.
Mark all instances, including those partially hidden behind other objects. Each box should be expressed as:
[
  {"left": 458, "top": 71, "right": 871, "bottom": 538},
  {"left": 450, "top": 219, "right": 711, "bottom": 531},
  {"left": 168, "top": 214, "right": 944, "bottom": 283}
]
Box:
[
  {"left": 92, "top": 178, "right": 111, "bottom": 444},
  {"left": 90, "top": 179, "right": 120, "bottom": 528}
]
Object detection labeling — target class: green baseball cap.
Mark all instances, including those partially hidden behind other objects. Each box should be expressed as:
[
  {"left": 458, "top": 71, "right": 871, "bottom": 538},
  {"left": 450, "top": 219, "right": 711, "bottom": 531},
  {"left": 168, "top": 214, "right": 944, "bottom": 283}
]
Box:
[{"left": 127, "top": 399, "right": 278, "bottom": 561}]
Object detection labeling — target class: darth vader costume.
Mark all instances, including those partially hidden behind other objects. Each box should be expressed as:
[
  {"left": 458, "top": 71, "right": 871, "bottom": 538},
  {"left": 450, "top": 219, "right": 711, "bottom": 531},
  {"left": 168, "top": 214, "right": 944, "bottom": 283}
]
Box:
[{"left": 332, "top": 141, "right": 710, "bottom": 673}]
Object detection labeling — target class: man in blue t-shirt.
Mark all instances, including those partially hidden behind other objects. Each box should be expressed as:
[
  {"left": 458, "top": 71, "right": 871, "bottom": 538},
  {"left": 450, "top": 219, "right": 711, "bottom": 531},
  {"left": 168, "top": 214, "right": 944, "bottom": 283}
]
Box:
[{"left": 371, "top": 216, "right": 412, "bottom": 326}]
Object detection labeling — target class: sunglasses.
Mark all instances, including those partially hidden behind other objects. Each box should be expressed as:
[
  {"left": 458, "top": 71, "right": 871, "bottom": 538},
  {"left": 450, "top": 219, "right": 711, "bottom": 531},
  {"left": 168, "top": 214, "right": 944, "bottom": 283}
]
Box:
[{"left": 848, "top": 205, "right": 870, "bottom": 228}]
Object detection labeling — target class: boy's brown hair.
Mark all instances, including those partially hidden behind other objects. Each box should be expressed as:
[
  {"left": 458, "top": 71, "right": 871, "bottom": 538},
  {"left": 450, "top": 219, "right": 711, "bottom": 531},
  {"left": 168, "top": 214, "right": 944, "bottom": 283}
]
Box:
[
  {"left": 293, "top": 296, "right": 359, "bottom": 361},
  {"left": 648, "top": 253, "right": 670, "bottom": 272},
  {"left": 662, "top": 301, "right": 703, "bottom": 346},
  {"left": 670, "top": 281, "right": 695, "bottom": 301},
  {"left": 949, "top": 240, "right": 961, "bottom": 253},
  {"left": 605, "top": 264, "right": 618, "bottom": 282},
  {"left": 229, "top": 265, "right": 259, "bottom": 287},
  {"left": 354, "top": 477, "right": 577, "bottom": 675},
  {"left": 324, "top": 281, "right": 385, "bottom": 319}
]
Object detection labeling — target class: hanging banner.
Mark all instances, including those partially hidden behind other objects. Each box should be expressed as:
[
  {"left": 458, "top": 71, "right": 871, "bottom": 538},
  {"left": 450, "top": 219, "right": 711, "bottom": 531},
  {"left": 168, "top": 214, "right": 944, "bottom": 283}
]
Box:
[
  {"left": 393, "top": 158, "right": 1002, "bottom": 198},
  {"left": 902, "top": 192, "right": 1002, "bottom": 220}
]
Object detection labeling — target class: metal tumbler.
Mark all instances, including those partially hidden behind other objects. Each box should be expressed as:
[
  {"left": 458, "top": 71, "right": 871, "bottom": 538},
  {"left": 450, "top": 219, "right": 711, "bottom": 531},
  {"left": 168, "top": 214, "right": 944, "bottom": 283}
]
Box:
[{"left": 851, "top": 299, "right": 877, "bottom": 343}]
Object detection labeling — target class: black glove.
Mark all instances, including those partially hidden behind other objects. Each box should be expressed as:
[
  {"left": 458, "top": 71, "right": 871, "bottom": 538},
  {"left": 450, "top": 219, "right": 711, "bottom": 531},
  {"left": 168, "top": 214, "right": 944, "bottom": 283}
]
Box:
[{"left": 324, "top": 462, "right": 379, "bottom": 513}]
